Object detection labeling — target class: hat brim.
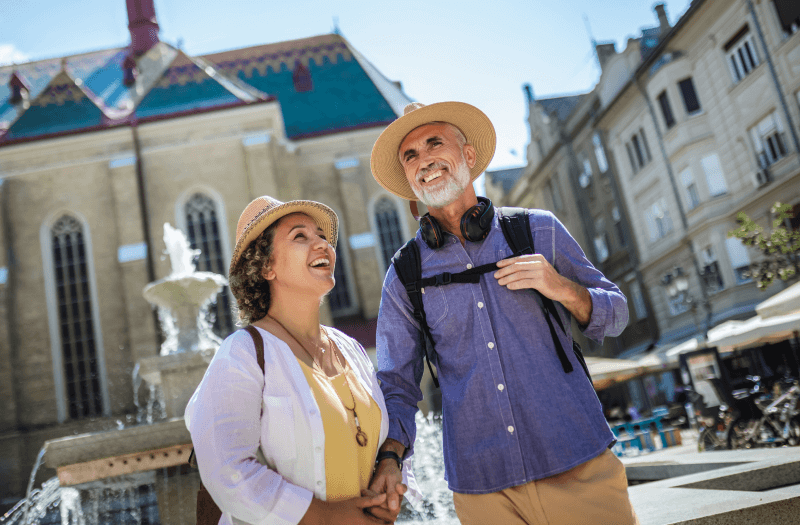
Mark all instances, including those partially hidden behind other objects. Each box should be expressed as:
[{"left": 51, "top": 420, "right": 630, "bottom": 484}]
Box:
[
  {"left": 370, "top": 102, "right": 496, "bottom": 200},
  {"left": 229, "top": 200, "right": 338, "bottom": 276}
]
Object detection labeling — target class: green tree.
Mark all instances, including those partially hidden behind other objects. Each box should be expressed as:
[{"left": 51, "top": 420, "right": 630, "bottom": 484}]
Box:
[{"left": 728, "top": 203, "right": 800, "bottom": 290}]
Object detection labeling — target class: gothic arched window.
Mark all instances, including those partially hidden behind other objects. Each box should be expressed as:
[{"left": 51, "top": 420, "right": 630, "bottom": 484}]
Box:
[
  {"left": 374, "top": 197, "right": 405, "bottom": 271},
  {"left": 184, "top": 193, "right": 234, "bottom": 337},
  {"left": 51, "top": 215, "right": 103, "bottom": 420}
]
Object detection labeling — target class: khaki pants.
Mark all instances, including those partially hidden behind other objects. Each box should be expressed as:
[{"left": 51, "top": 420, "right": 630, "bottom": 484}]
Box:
[{"left": 453, "top": 450, "right": 639, "bottom": 525}]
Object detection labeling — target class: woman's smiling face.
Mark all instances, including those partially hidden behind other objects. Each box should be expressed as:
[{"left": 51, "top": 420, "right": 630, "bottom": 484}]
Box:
[{"left": 264, "top": 212, "right": 336, "bottom": 297}]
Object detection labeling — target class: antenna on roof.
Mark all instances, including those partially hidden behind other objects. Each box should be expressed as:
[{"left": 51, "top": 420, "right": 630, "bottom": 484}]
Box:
[{"left": 332, "top": 16, "right": 341, "bottom": 35}]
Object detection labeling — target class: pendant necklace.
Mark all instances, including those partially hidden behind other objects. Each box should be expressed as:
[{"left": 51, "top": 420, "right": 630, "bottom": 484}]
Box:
[{"left": 266, "top": 315, "right": 368, "bottom": 447}]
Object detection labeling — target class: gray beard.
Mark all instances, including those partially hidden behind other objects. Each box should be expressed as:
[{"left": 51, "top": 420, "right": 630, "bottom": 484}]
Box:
[{"left": 413, "top": 161, "right": 471, "bottom": 209}]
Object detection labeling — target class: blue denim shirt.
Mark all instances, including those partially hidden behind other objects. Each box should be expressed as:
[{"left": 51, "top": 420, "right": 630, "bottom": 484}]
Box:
[{"left": 376, "top": 209, "right": 628, "bottom": 494}]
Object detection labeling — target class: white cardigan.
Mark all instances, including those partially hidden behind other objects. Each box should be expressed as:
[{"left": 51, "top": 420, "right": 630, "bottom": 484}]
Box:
[{"left": 185, "top": 326, "right": 420, "bottom": 525}]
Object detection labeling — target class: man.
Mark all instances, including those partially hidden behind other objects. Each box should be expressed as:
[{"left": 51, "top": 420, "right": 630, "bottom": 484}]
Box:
[{"left": 366, "top": 102, "right": 638, "bottom": 524}]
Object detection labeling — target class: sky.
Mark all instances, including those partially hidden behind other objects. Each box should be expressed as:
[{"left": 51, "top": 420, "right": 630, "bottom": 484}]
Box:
[{"left": 1, "top": 0, "right": 692, "bottom": 171}]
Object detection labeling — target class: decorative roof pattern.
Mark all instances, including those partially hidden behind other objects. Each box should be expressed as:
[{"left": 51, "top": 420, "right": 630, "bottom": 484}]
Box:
[
  {"left": 4, "top": 71, "right": 105, "bottom": 139},
  {"left": 202, "top": 34, "right": 400, "bottom": 138},
  {"left": 1, "top": 34, "right": 407, "bottom": 144},
  {"left": 135, "top": 51, "right": 263, "bottom": 120}
]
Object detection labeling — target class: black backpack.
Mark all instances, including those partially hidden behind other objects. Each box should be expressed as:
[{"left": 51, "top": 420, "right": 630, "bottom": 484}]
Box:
[{"left": 391, "top": 207, "right": 591, "bottom": 388}]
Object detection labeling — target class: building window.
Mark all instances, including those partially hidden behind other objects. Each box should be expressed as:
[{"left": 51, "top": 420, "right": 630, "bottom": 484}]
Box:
[
  {"left": 51, "top": 215, "right": 103, "bottom": 420},
  {"left": 750, "top": 111, "right": 788, "bottom": 168},
  {"left": 629, "top": 280, "right": 648, "bottom": 320},
  {"left": 646, "top": 199, "right": 673, "bottom": 241},
  {"left": 374, "top": 197, "right": 405, "bottom": 271},
  {"left": 657, "top": 91, "right": 676, "bottom": 129},
  {"left": 184, "top": 193, "right": 234, "bottom": 338},
  {"left": 773, "top": 0, "right": 800, "bottom": 36},
  {"left": 678, "top": 77, "right": 701, "bottom": 114},
  {"left": 701, "top": 246, "right": 724, "bottom": 294},
  {"left": 329, "top": 243, "right": 353, "bottom": 315},
  {"left": 593, "top": 218, "right": 609, "bottom": 263},
  {"left": 626, "top": 129, "right": 652, "bottom": 174},
  {"left": 701, "top": 154, "right": 728, "bottom": 197},
  {"left": 680, "top": 168, "right": 701, "bottom": 210},
  {"left": 578, "top": 152, "right": 593, "bottom": 188},
  {"left": 725, "top": 237, "right": 752, "bottom": 285},
  {"left": 612, "top": 206, "right": 626, "bottom": 247},
  {"left": 592, "top": 132, "right": 609, "bottom": 173},
  {"left": 667, "top": 291, "right": 691, "bottom": 316},
  {"left": 724, "top": 26, "right": 760, "bottom": 83}
]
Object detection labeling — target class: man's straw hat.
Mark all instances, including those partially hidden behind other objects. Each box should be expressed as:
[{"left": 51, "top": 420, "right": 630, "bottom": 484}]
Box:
[
  {"left": 370, "top": 102, "right": 496, "bottom": 200},
  {"left": 229, "top": 196, "right": 338, "bottom": 276}
]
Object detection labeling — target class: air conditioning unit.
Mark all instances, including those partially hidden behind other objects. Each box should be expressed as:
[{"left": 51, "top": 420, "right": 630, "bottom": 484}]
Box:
[{"left": 753, "top": 168, "right": 772, "bottom": 188}]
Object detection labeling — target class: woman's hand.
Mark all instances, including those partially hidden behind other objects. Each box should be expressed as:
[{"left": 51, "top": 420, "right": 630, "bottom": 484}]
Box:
[
  {"left": 300, "top": 493, "right": 390, "bottom": 525},
  {"left": 362, "top": 486, "right": 407, "bottom": 523}
]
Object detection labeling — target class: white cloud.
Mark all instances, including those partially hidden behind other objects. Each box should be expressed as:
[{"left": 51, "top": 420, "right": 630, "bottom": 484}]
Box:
[{"left": 0, "top": 44, "right": 29, "bottom": 66}]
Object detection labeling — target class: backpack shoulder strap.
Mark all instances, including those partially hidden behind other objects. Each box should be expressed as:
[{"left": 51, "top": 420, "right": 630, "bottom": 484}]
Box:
[
  {"left": 244, "top": 325, "right": 265, "bottom": 374},
  {"left": 496, "top": 207, "right": 574, "bottom": 374},
  {"left": 497, "top": 207, "right": 534, "bottom": 256},
  {"left": 391, "top": 239, "right": 440, "bottom": 388}
]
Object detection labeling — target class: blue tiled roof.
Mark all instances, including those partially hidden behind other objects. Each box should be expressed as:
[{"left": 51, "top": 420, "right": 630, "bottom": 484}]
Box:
[
  {"left": 136, "top": 52, "right": 253, "bottom": 120},
  {"left": 1, "top": 34, "right": 407, "bottom": 144},
  {"left": 538, "top": 94, "right": 586, "bottom": 123},
  {"left": 202, "top": 35, "right": 399, "bottom": 138},
  {"left": 3, "top": 72, "right": 105, "bottom": 139}
]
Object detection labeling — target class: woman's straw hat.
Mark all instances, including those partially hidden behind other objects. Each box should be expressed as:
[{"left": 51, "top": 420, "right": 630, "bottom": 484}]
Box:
[
  {"left": 370, "top": 101, "right": 496, "bottom": 200},
  {"left": 229, "top": 196, "right": 338, "bottom": 276}
]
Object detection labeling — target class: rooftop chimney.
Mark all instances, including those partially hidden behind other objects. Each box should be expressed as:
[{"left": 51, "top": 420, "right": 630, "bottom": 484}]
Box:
[
  {"left": 595, "top": 42, "right": 617, "bottom": 70},
  {"left": 654, "top": 4, "right": 671, "bottom": 35},
  {"left": 523, "top": 84, "right": 535, "bottom": 104},
  {"left": 127, "top": 0, "right": 160, "bottom": 56}
]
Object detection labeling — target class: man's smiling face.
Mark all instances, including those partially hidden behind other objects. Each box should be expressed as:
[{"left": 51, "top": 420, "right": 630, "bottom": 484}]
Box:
[{"left": 398, "top": 122, "right": 476, "bottom": 209}]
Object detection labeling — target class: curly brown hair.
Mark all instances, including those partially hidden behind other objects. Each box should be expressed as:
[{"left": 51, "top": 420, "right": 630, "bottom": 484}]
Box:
[{"left": 229, "top": 222, "right": 280, "bottom": 325}]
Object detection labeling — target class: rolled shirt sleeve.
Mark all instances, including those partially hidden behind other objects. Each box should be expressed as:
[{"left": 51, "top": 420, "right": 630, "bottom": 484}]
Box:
[
  {"left": 376, "top": 268, "right": 426, "bottom": 459},
  {"left": 546, "top": 211, "right": 629, "bottom": 342},
  {"left": 185, "top": 332, "right": 313, "bottom": 525}
]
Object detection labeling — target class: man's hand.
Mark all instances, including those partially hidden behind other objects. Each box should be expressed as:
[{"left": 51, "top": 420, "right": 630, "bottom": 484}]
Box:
[
  {"left": 495, "top": 254, "right": 592, "bottom": 325},
  {"left": 367, "top": 439, "right": 407, "bottom": 522},
  {"left": 362, "top": 486, "right": 406, "bottom": 523}
]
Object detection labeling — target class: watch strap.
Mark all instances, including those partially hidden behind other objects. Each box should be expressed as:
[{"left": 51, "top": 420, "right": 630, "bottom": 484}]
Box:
[{"left": 375, "top": 450, "right": 403, "bottom": 470}]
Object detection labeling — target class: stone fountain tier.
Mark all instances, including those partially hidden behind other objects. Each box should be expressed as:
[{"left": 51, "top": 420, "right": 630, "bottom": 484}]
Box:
[
  {"left": 137, "top": 351, "right": 214, "bottom": 419},
  {"left": 44, "top": 418, "right": 192, "bottom": 487}
]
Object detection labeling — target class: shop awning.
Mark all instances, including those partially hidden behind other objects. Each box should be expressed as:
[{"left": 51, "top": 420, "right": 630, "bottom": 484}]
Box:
[
  {"left": 755, "top": 281, "right": 800, "bottom": 319},
  {"left": 587, "top": 356, "right": 648, "bottom": 391}
]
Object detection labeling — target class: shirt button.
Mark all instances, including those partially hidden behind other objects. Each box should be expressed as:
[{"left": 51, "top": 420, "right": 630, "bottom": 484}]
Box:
[
  {"left": 317, "top": 480, "right": 322, "bottom": 486},
  {"left": 508, "top": 426, "right": 515, "bottom": 433},
  {"left": 488, "top": 342, "right": 495, "bottom": 349},
  {"left": 315, "top": 447, "right": 322, "bottom": 453},
  {"left": 478, "top": 302, "right": 484, "bottom": 308},
  {"left": 232, "top": 472, "right": 241, "bottom": 481},
  {"left": 498, "top": 384, "right": 505, "bottom": 391},
  {"left": 309, "top": 409, "right": 316, "bottom": 416},
  {"left": 466, "top": 263, "right": 473, "bottom": 269}
]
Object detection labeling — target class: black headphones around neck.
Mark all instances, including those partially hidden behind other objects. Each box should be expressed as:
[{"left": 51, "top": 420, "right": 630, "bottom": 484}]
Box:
[{"left": 419, "top": 196, "right": 495, "bottom": 249}]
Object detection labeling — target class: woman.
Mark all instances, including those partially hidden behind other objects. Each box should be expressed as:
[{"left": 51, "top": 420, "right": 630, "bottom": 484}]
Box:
[{"left": 185, "top": 196, "right": 418, "bottom": 525}]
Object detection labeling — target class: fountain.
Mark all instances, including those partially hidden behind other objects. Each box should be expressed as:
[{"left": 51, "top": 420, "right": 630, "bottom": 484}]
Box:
[{"left": 1, "top": 223, "right": 458, "bottom": 525}]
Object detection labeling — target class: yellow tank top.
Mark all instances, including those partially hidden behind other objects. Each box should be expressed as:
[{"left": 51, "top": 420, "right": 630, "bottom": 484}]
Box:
[{"left": 297, "top": 356, "right": 381, "bottom": 501}]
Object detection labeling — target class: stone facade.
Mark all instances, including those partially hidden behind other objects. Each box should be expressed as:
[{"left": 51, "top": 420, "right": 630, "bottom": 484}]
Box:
[{"left": 597, "top": 0, "right": 800, "bottom": 348}]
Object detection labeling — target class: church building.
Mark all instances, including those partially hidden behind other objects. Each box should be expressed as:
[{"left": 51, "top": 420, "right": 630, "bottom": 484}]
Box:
[{"left": 0, "top": 0, "right": 418, "bottom": 504}]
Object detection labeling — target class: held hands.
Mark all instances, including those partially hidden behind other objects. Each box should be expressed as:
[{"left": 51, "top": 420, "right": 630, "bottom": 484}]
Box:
[
  {"left": 301, "top": 493, "right": 390, "bottom": 525},
  {"left": 365, "top": 459, "right": 407, "bottom": 523}
]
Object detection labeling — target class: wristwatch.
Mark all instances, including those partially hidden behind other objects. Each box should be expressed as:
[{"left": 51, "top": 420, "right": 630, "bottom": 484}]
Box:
[{"left": 375, "top": 450, "right": 403, "bottom": 470}]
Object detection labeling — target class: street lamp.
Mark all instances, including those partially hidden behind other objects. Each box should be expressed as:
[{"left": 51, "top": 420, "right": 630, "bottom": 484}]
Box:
[{"left": 662, "top": 265, "right": 719, "bottom": 340}]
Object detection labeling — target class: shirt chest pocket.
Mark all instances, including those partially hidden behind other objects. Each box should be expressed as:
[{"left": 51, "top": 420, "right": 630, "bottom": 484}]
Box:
[
  {"left": 420, "top": 285, "right": 448, "bottom": 330},
  {"left": 262, "top": 395, "right": 297, "bottom": 460}
]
